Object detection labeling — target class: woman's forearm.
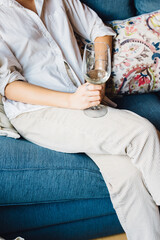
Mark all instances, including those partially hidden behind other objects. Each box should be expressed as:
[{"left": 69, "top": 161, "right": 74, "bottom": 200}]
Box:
[
  {"left": 5, "top": 81, "right": 72, "bottom": 108},
  {"left": 5, "top": 80, "right": 104, "bottom": 110},
  {"left": 94, "top": 35, "right": 113, "bottom": 98},
  {"left": 95, "top": 35, "right": 112, "bottom": 55}
]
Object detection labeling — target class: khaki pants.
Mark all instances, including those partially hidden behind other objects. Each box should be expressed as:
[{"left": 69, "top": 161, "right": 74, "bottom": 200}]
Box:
[{"left": 11, "top": 106, "right": 160, "bottom": 240}]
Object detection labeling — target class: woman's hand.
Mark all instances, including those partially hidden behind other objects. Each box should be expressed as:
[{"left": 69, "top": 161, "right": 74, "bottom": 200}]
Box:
[{"left": 69, "top": 82, "right": 103, "bottom": 110}]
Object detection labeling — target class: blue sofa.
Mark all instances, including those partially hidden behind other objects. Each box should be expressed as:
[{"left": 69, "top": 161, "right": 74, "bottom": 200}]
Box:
[{"left": 0, "top": 0, "right": 160, "bottom": 239}]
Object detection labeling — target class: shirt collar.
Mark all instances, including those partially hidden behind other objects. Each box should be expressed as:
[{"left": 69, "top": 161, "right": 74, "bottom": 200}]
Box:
[{"left": 0, "top": 0, "right": 44, "bottom": 17}]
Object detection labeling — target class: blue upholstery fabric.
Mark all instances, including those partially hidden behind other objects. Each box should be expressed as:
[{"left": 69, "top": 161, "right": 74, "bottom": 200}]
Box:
[
  {"left": 113, "top": 91, "right": 160, "bottom": 131},
  {"left": 81, "top": 0, "right": 136, "bottom": 21},
  {"left": 135, "top": 0, "right": 160, "bottom": 14},
  {"left": 0, "top": 137, "right": 108, "bottom": 205},
  {"left": 0, "top": 199, "right": 123, "bottom": 240},
  {"left": 2, "top": 210, "right": 123, "bottom": 240}
]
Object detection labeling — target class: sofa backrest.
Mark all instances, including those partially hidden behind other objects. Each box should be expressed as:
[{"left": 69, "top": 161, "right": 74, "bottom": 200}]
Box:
[
  {"left": 134, "top": 0, "right": 160, "bottom": 15},
  {"left": 81, "top": 0, "right": 160, "bottom": 21},
  {"left": 81, "top": 0, "right": 136, "bottom": 21}
]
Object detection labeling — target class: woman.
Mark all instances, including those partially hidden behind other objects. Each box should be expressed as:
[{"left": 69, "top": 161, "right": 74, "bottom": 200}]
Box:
[{"left": 0, "top": 0, "right": 160, "bottom": 239}]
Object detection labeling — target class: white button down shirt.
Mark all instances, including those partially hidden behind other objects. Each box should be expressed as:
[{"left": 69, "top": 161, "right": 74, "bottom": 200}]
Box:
[{"left": 0, "top": 0, "right": 115, "bottom": 120}]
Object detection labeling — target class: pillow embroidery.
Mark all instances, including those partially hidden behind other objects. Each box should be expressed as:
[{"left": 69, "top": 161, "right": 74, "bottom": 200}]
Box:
[{"left": 110, "top": 10, "right": 160, "bottom": 95}]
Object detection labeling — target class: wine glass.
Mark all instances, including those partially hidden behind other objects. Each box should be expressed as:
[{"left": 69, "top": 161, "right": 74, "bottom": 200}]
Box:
[{"left": 82, "top": 42, "right": 111, "bottom": 118}]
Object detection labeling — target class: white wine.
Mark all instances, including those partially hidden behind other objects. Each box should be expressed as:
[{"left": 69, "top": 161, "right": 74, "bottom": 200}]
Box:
[
  {"left": 82, "top": 42, "right": 111, "bottom": 117},
  {"left": 84, "top": 69, "right": 110, "bottom": 85}
]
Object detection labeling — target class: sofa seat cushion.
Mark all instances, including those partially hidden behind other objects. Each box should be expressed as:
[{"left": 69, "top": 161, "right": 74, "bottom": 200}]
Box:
[
  {"left": 0, "top": 137, "right": 109, "bottom": 205},
  {"left": 0, "top": 198, "right": 118, "bottom": 237},
  {"left": 1, "top": 208, "right": 123, "bottom": 240}
]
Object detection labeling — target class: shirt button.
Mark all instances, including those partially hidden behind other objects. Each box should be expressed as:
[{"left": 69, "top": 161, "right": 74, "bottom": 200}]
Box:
[{"left": 45, "top": 32, "right": 51, "bottom": 38}]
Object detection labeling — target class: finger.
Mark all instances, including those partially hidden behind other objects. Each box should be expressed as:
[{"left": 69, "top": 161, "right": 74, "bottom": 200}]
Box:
[
  {"left": 89, "top": 96, "right": 101, "bottom": 102},
  {"left": 87, "top": 84, "right": 102, "bottom": 91},
  {"left": 89, "top": 100, "right": 101, "bottom": 107},
  {"left": 87, "top": 90, "right": 101, "bottom": 97}
]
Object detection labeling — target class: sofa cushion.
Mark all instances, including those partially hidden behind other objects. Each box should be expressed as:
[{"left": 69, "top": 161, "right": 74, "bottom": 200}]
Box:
[
  {"left": 0, "top": 136, "right": 109, "bottom": 205},
  {"left": 109, "top": 10, "right": 160, "bottom": 95},
  {"left": 1, "top": 205, "right": 123, "bottom": 240},
  {"left": 135, "top": 0, "right": 160, "bottom": 14},
  {"left": 0, "top": 199, "right": 118, "bottom": 238},
  {"left": 81, "top": 0, "right": 136, "bottom": 21}
]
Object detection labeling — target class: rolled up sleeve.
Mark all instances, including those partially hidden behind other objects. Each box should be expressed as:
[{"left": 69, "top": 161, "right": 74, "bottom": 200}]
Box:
[
  {"left": 64, "top": 0, "right": 116, "bottom": 41},
  {"left": 0, "top": 36, "right": 26, "bottom": 96}
]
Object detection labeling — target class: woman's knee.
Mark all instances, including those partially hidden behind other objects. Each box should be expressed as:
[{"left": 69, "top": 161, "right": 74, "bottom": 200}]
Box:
[
  {"left": 141, "top": 117, "right": 157, "bottom": 134},
  {"left": 131, "top": 116, "right": 158, "bottom": 145},
  {"left": 139, "top": 118, "right": 159, "bottom": 147}
]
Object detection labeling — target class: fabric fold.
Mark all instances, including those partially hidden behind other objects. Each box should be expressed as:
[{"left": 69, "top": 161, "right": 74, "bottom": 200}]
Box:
[{"left": 0, "top": 95, "right": 20, "bottom": 139}]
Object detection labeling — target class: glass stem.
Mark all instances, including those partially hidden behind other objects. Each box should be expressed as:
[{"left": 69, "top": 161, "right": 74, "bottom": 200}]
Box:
[{"left": 91, "top": 105, "right": 101, "bottom": 110}]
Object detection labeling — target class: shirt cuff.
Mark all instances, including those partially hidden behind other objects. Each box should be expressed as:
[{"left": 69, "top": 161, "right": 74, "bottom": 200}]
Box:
[
  {"left": 0, "top": 70, "right": 25, "bottom": 96},
  {"left": 90, "top": 25, "right": 117, "bottom": 42}
]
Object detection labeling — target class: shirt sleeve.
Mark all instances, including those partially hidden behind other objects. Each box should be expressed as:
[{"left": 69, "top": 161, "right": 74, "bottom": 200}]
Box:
[
  {"left": 0, "top": 36, "right": 26, "bottom": 96},
  {"left": 64, "top": 0, "right": 116, "bottom": 41}
]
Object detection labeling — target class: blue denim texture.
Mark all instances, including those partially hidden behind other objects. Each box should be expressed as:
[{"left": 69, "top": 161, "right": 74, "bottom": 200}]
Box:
[
  {"left": 135, "top": 0, "right": 160, "bottom": 14},
  {"left": 113, "top": 91, "right": 160, "bottom": 131}
]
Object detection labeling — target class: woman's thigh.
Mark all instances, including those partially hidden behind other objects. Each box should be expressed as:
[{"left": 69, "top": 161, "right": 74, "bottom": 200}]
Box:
[
  {"left": 11, "top": 106, "right": 155, "bottom": 154},
  {"left": 113, "top": 91, "right": 160, "bottom": 131}
]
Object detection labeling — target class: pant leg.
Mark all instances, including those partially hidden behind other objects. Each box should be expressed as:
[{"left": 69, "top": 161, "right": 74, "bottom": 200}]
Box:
[
  {"left": 10, "top": 106, "right": 160, "bottom": 239},
  {"left": 87, "top": 153, "right": 160, "bottom": 240},
  {"left": 11, "top": 106, "right": 160, "bottom": 205}
]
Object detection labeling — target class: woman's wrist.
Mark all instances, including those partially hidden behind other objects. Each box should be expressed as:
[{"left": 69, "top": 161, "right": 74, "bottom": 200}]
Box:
[
  {"left": 50, "top": 91, "right": 73, "bottom": 109},
  {"left": 67, "top": 93, "right": 73, "bottom": 109},
  {"left": 67, "top": 92, "right": 77, "bottom": 109}
]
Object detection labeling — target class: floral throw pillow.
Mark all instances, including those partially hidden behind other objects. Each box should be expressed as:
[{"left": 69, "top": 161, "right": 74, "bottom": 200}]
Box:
[{"left": 109, "top": 10, "right": 160, "bottom": 95}]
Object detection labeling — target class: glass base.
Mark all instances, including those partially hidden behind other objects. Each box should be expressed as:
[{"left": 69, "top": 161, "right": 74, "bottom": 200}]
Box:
[{"left": 84, "top": 104, "right": 108, "bottom": 118}]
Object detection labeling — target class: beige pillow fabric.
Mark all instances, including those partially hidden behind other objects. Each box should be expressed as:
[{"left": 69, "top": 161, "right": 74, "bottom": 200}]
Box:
[{"left": 0, "top": 94, "right": 20, "bottom": 138}]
